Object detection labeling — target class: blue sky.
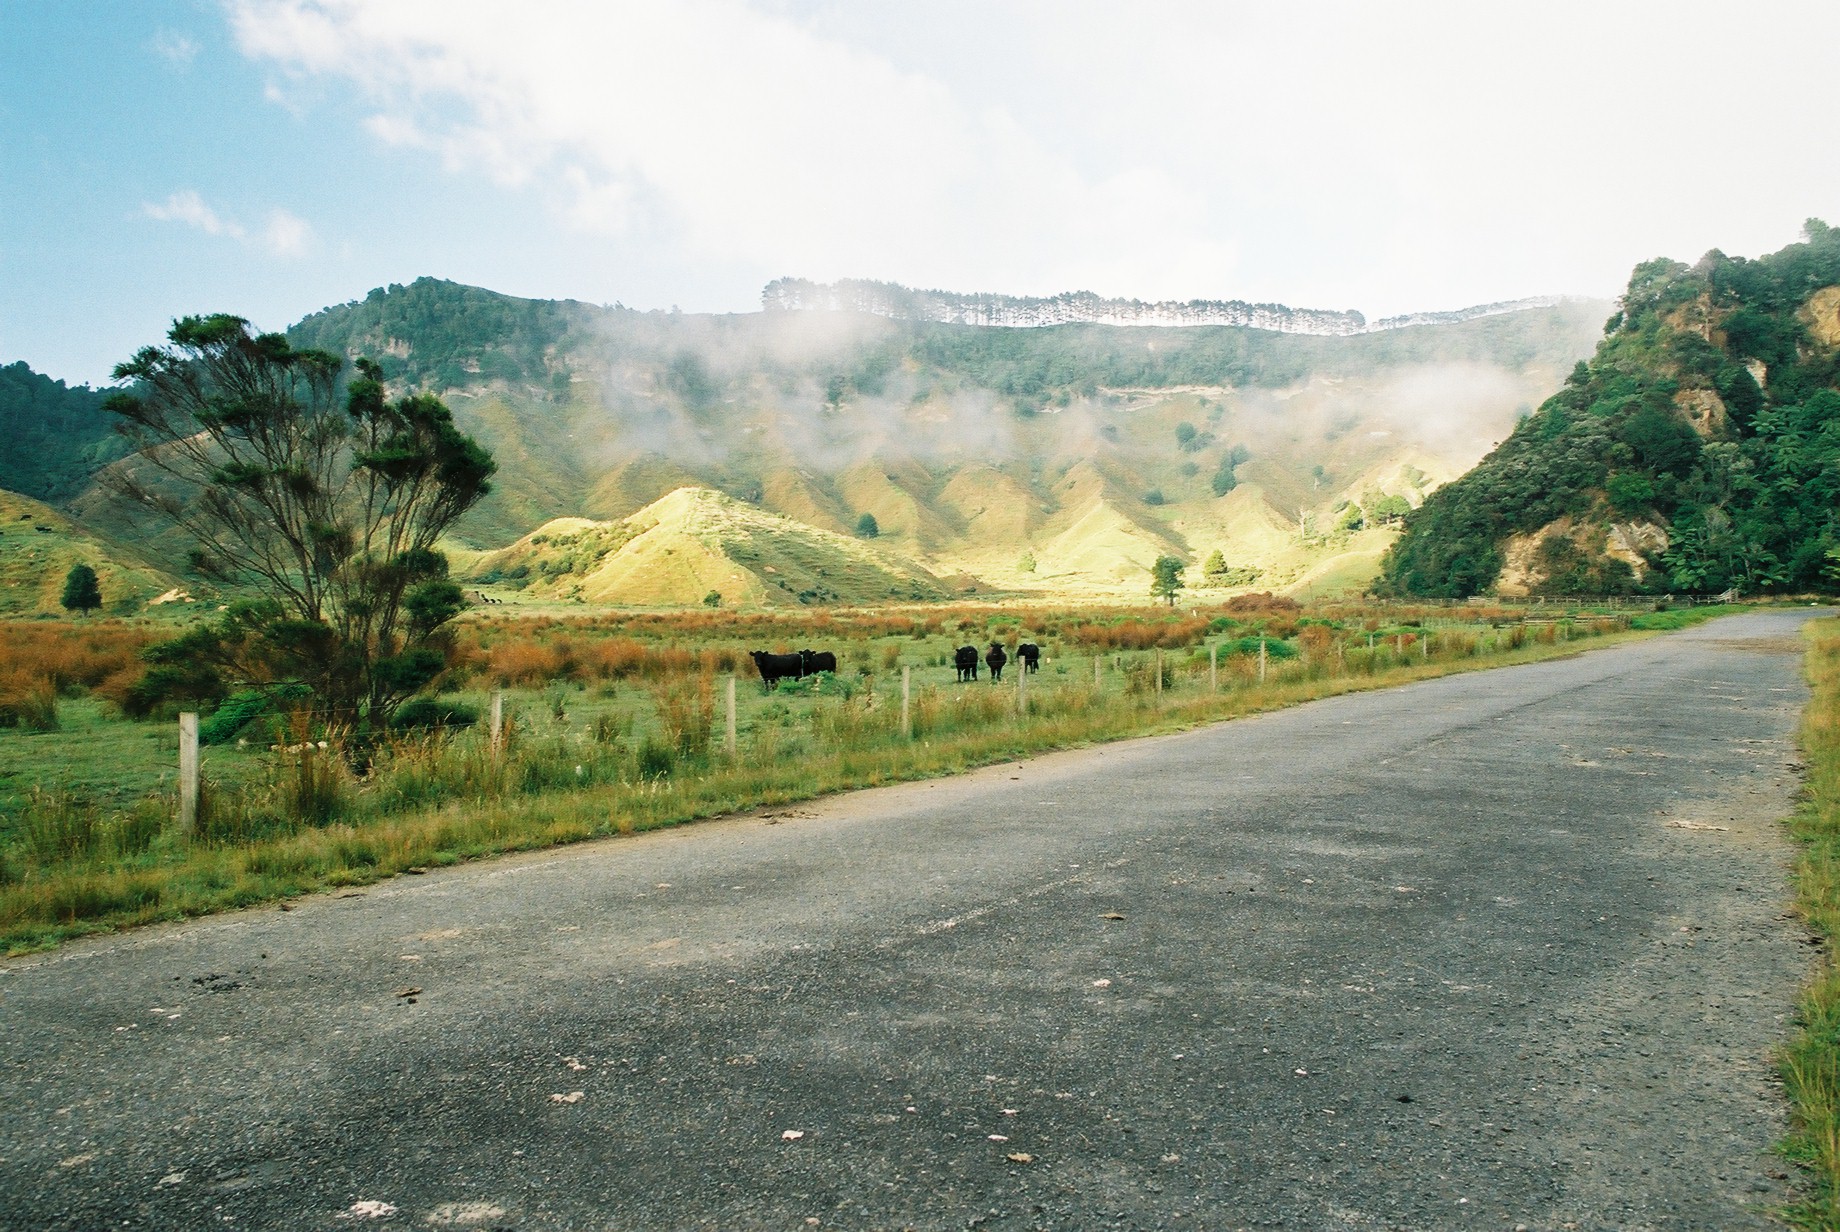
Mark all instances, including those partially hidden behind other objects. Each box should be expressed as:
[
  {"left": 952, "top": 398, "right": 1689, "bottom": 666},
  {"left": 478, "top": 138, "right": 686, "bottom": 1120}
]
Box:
[{"left": 6, "top": 0, "right": 1839, "bottom": 386}]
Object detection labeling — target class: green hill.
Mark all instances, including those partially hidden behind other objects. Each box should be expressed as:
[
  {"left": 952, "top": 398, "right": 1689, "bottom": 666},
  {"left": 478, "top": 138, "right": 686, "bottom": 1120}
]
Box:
[
  {"left": 0, "top": 488, "right": 184, "bottom": 616},
  {"left": 1382, "top": 220, "right": 1840, "bottom": 597},
  {"left": 20, "top": 277, "right": 1607, "bottom": 607},
  {"left": 0, "top": 361, "right": 128, "bottom": 503},
  {"left": 276, "top": 277, "right": 1604, "bottom": 597}
]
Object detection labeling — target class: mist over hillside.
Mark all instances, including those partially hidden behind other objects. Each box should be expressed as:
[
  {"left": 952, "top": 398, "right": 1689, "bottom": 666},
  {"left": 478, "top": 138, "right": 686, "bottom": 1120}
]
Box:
[
  {"left": 762, "top": 277, "right": 1578, "bottom": 335},
  {"left": 9, "top": 277, "right": 1607, "bottom": 607},
  {"left": 272, "top": 278, "right": 1606, "bottom": 598}
]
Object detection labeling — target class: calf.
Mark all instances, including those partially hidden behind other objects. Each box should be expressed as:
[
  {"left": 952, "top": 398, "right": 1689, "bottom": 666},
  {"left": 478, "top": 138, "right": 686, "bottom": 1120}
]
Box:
[
  {"left": 800, "top": 649, "right": 838, "bottom": 675},
  {"left": 1016, "top": 642, "right": 1040, "bottom": 673},
  {"left": 954, "top": 645, "right": 979, "bottom": 682},
  {"left": 985, "top": 642, "right": 1008, "bottom": 682}
]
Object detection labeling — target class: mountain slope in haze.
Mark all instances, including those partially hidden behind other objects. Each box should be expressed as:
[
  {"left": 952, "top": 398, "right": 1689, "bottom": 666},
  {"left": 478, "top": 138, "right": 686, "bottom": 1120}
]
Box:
[
  {"left": 271, "top": 277, "right": 1606, "bottom": 598},
  {"left": 1382, "top": 220, "right": 1840, "bottom": 598}
]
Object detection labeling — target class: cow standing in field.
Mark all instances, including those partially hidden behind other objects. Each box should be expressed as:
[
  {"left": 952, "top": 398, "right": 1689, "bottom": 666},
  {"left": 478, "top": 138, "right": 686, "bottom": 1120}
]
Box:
[
  {"left": 800, "top": 649, "right": 838, "bottom": 675},
  {"left": 954, "top": 645, "right": 979, "bottom": 682},
  {"left": 1016, "top": 643, "right": 1041, "bottom": 673},
  {"left": 749, "top": 650, "right": 805, "bottom": 689},
  {"left": 985, "top": 642, "right": 1008, "bottom": 682}
]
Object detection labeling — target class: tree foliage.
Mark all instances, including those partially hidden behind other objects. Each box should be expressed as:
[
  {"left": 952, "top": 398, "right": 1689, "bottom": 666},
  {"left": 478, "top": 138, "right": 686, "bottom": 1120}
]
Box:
[
  {"left": 105, "top": 315, "right": 496, "bottom": 737},
  {"left": 1382, "top": 220, "right": 1840, "bottom": 597},
  {"left": 1150, "top": 555, "right": 1186, "bottom": 606},
  {"left": 0, "top": 361, "right": 129, "bottom": 502},
  {"left": 60, "top": 564, "right": 101, "bottom": 616}
]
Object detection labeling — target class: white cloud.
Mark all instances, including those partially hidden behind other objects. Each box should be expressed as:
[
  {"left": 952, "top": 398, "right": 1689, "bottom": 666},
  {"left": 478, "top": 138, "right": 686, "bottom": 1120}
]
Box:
[
  {"left": 221, "top": 0, "right": 1840, "bottom": 313},
  {"left": 143, "top": 190, "right": 315, "bottom": 257},
  {"left": 150, "top": 29, "right": 200, "bottom": 67},
  {"left": 225, "top": 0, "right": 1239, "bottom": 298},
  {"left": 144, "top": 190, "right": 242, "bottom": 239},
  {"left": 262, "top": 209, "right": 314, "bottom": 256}
]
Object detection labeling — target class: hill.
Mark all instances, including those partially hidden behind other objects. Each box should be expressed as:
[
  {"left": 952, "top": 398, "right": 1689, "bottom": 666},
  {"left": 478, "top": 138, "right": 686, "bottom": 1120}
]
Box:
[
  {"left": 29, "top": 277, "right": 1606, "bottom": 606},
  {"left": 471, "top": 486, "right": 947, "bottom": 606},
  {"left": 0, "top": 487, "right": 184, "bottom": 617},
  {"left": 274, "top": 277, "right": 1605, "bottom": 598},
  {"left": 0, "top": 361, "right": 128, "bottom": 503},
  {"left": 1382, "top": 220, "right": 1840, "bottom": 597}
]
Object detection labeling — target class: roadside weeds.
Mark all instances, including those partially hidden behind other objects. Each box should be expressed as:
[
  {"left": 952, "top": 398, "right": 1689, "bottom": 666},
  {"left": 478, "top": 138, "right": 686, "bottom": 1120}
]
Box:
[{"left": 1783, "top": 618, "right": 1840, "bottom": 1229}]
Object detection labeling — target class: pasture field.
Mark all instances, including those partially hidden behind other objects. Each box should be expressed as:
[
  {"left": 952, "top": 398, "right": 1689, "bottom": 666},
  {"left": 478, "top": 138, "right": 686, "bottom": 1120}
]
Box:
[{"left": 0, "top": 597, "right": 1738, "bottom": 953}]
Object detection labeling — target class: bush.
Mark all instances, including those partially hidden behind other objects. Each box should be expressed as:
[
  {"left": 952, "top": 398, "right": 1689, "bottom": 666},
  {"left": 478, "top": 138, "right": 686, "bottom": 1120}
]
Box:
[{"left": 392, "top": 697, "right": 480, "bottom": 731}]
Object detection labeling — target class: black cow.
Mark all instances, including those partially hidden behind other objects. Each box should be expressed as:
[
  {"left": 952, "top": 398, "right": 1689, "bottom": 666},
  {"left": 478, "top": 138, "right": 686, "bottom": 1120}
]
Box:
[
  {"left": 749, "top": 650, "right": 805, "bottom": 689},
  {"left": 954, "top": 645, "right": 979, "bottom": 682},
  {"left": 1016, "top": 642, "right": 1041, "bottom": 673},
  {"left": 985, "top": 642, "right": 1008, "bottom": 682},
  {"left": 800, "top": 649, "right": 838, "bottom": 675}
]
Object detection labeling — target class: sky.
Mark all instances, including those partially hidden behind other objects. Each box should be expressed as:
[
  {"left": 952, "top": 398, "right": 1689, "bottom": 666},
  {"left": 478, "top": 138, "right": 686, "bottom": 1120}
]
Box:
[{"left": 5, "top": 0, "right": 1839, "bottom": 386}]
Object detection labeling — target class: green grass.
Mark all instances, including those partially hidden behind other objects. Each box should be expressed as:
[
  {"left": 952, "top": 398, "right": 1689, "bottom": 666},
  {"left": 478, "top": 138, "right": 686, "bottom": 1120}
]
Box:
[
  {"left": 0, "top": 610, "right": 1659, "bottom": 953},
  {"left": 1783, "top": 618, "right": 1840, "bottom": 1228}
]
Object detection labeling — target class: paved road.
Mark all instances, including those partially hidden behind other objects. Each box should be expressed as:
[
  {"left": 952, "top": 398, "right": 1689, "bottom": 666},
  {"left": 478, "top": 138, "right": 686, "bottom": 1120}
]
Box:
[{"left": 0, "top": 610, "right": 1821, "bottom": 1231}]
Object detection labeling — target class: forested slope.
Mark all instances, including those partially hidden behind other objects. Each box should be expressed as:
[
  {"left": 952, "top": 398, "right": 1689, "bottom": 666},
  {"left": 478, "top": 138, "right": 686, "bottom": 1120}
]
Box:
[
  {"left": 1382, "top": 221, "right": 1840, "bottom": 597},
  {"left": 0, "top": 362, "right": 127, "bottom": 503}
]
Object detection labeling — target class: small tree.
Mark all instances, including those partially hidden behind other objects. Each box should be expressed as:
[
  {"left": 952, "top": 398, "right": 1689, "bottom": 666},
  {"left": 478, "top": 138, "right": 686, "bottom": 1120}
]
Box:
[
  {"left": 61, "top": 563, "right": 102, "bottom": 616},
  {"left": 104, "top": 315, "right": 496, "bottom": 740},
  {"left": 855, "top": 512, "right": 880, "bottom": 538},
  {"left": 1201, "top": 549, "right": 1227, "bottom": 581},
  {"left": 1150, "top": 555, "right": 1186, "bottom": 606}
]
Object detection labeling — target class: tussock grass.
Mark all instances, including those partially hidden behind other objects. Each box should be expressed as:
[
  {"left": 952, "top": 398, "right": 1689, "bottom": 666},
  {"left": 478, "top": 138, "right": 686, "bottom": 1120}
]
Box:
[{"left": 1783, "top": 619, "right": 1840, "bottom": 1228}]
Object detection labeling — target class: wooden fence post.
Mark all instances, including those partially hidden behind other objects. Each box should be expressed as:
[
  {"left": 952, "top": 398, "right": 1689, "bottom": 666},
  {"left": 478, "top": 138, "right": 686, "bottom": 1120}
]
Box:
[
  {"left": 178, "top": 711, "right": 199, "bottom": 836},
  {"left": 1258, "top": 638, "right": 1267, "bottom": 684},
  {"left": 901, "top": 665, "right": 912, "bottom": 738},
  {"left": 1095, "top": 656, "right": 1103, "bottom": 687},
  {"left": 1209, "top": 643, "right": 1218, "bottom": 692},
  {"left": 725, "top": 675, "right": 738, "bottom": 758},
  {"left": 1016, "top": 657, "right": 1027, "bottom": 713},
  {"left": 490, "top": 689, "right": 505, "bottom": 756},
  {"left": 1155, "top": 648, "right": 1164, "bottom": 701}
]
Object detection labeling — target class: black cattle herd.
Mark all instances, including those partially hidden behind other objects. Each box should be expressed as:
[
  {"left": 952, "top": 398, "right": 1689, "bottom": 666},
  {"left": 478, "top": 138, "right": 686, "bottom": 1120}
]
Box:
[{"left": 754, "top": 642, "right": 1039, "bottom": 689}]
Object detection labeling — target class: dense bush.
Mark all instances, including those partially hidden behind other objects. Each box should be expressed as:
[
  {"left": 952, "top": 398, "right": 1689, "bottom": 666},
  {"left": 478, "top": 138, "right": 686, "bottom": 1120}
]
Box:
[{"left": 1383, "top": 220, "right": 1840, "bottom": 597}]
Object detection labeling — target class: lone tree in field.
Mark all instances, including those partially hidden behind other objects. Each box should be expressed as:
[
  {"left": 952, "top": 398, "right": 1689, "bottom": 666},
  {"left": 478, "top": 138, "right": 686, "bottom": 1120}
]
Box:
[
  {"left": 855, "top": 512, "right": 880, "bottom": 538},
  {"left": 105, "top": 315, "right": 496, "bottom": 739},
  {"left": 60, "top": 563, "right": 101, "bottom": 616},
  {"left": 1150, "top": 555, "right": 1186, "bottom": 606}
]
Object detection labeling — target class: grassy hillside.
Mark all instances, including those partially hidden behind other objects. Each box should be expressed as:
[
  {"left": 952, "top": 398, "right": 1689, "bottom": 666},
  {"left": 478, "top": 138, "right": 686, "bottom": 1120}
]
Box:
[
  {"left": 473, "top": 486, "right": 947, "bottom": 606},
  {"left": 285, "top": 279, "right": 1599, "bottom": 598},
  {"left": 1383, "top": 220, "right": 1840, "bottom": 597},
  {"left": 15, "top": 277, "right": 1605, "bottom": 607},
  {"left": 0, "top": 489, "right": 182, "bottom": 616}
]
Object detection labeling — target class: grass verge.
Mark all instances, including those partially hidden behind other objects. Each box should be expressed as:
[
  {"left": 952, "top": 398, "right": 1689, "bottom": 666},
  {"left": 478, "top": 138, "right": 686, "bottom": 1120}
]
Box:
[
  {"left": 1784, "top": 618, "right": 1840, "bottom": 1228},
  {"left": 0, "top": 606, "right": 1750, "bottom": 955}
]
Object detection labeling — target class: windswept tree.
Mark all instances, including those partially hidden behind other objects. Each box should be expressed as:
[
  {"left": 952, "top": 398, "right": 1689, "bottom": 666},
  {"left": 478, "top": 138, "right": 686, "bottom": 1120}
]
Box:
[
  {"left": 1150, "top": 555, "right": 1186, "bottom": 606},
  {"left": 60, "top": 563, "right": 101, "bottom": 616},
  {"left": 105, "top": 314, "right": 496, "bottom": 739}
]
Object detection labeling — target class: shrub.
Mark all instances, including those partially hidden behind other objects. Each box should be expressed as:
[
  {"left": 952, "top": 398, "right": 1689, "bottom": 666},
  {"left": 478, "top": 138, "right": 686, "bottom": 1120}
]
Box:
[{"left": 392, "top": 697, "right": 480, "bottom": 731}]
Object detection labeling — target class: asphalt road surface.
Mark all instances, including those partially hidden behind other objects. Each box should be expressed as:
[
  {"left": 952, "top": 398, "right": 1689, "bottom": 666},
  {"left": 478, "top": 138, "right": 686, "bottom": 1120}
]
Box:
[{"left": 1, "top": 609, "right": 1822, "bottom": 1231}]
